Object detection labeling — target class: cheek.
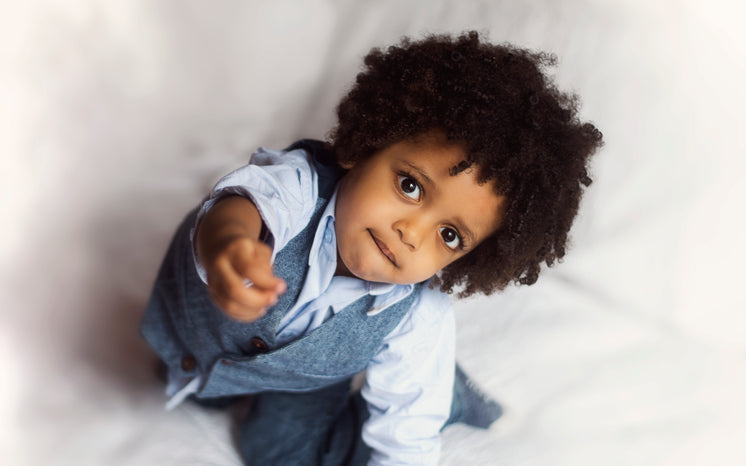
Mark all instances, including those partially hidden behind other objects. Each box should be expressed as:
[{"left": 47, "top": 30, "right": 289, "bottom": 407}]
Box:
[{"left": 353, "top": 184, "right": 395, "bottom": 217}]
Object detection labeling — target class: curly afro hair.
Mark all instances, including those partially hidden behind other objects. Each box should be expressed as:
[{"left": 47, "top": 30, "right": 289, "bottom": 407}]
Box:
[{"left": 328, "top": 31, "right": 603, "bottom": 297}]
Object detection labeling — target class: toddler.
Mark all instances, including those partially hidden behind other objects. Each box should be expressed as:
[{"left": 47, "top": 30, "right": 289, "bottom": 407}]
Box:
[{"left": 141, "top": 31, "right": 603, "bottom": 465}]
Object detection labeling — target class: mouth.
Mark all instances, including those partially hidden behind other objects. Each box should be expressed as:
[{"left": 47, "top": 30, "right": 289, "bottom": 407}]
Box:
[{"left": 369, "top": 230, "right": 398, "bottom": 267}]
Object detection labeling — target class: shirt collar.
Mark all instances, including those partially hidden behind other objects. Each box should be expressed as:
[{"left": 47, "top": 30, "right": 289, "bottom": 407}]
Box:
[{"left": 307, "top": 187, "right": 340, "bottom": 267}]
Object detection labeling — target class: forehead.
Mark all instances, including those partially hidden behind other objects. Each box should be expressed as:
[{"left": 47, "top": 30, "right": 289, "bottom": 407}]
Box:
[{"left": 381, "top": 139, "right": 505, "bottom": 241}]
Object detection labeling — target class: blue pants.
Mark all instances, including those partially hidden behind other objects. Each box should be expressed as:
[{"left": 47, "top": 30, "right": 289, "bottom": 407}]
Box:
[
  {"left": 231, "top": 365, "right": 491, "bottom": 465},
  {"left": 236, "top": 379, "right": 371, "bottom": 466}
]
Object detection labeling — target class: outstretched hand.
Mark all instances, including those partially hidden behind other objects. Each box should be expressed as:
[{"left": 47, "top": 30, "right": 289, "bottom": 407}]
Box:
[
  {"left": 196, "top": 195, "right": 286, "bottom": 322},
  {"left": 204, "top": 235, "right": 286, "bottom": 322}
]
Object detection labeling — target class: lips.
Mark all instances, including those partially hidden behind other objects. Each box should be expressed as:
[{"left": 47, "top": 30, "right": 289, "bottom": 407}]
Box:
[{"left": 369, "top": 230, "right": 398, "bottom": 267}]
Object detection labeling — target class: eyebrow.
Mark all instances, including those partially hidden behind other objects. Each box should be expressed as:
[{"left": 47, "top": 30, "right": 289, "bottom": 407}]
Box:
[
  {"left": 404, "top": 160, "right": 477, "bottom": 248},
  {"left": 404, "top": 161, "right": 434, "bottom": 187}
]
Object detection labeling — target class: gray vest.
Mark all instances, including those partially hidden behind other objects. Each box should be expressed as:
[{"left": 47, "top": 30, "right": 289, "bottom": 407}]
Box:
[{"left": 141, "top": 140, "right": 421, "bottom": 399}]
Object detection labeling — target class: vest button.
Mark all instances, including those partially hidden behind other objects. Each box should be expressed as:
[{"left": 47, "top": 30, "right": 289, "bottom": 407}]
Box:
[
  {"left": 181, "top": 354, "right": 196, "bottom": 372},
  {"left": 250, "top": 337, "right": 269, "bottom": 352}
]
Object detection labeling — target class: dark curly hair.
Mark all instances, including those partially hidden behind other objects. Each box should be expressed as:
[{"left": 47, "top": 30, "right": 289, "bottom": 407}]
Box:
[{"left": 328, "top": 31, "right": 603, "bottom": 297}]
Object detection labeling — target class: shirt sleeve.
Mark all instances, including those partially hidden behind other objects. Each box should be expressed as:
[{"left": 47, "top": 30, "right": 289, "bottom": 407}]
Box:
[
  {"left": 361, "top": 286, "right": 456, "bottom": 466},
  {"left": 190, "top": 146, "right": 319, "bottom": 283}
]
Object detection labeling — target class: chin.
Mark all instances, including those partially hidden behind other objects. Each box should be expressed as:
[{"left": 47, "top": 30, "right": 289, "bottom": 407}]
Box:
[
  {"left": 348, "top": 265, "right": 384, "bottom": 283},
  {"left": 344, "top": 260, "right": 391, "bottom": 284}
]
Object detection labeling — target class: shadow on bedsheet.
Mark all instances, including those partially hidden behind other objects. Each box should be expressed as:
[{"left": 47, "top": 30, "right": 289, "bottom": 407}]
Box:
[{"left": 71, "top": 191, "right": 201, "bottom": 397}]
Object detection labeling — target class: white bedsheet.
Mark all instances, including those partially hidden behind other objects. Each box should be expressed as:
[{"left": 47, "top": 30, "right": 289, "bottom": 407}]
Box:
[{"left": 2, "top": 1, "right": 745, "bottom": 464}]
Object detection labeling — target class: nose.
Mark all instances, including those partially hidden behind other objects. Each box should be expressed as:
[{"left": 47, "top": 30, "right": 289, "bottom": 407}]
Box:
[{"left": 393, "top": 216, "right": 426, "bottom": 250}]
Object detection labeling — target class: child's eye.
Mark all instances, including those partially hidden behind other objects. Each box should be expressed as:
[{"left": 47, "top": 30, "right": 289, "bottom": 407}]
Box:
[
  {"left": 439, "top": 227, "right": 461, "bottom": 250},
  {"left": 398, "top": 175, "right": 421, "bottom": 201}
]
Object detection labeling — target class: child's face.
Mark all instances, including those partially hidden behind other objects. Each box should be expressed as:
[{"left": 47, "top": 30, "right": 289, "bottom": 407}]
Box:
[{"left": 334, "top": 136, "right": 505, "bottom": 285}]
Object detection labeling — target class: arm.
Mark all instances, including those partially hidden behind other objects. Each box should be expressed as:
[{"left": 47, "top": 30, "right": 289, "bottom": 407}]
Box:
[
  {"left": 361, "top": 287, "right": 456, "bottom": 466},
  {"left": 192, "top": 145, "right": 319, "bottom": 321},
  {"left": 195, "top": 196, "right": 287, "bottom": 322}
]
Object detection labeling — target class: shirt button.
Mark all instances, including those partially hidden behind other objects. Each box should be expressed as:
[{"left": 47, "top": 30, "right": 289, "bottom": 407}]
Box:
[
  {"left": 181, "top": 354, "right": 196, "bottom": 372},
  {"left": 250, "top": 337, "right": 269, "bottom": 352}
]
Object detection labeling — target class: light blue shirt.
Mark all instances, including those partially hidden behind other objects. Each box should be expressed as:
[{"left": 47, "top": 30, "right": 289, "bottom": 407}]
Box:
[{"left": 187, "top": 146, "right": 456, "bottom": 465}]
